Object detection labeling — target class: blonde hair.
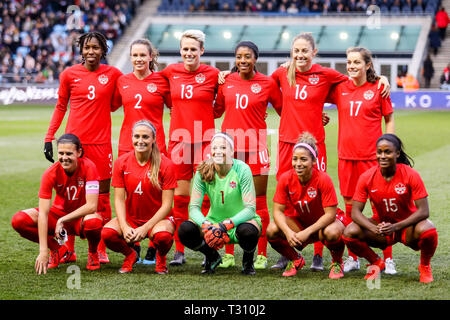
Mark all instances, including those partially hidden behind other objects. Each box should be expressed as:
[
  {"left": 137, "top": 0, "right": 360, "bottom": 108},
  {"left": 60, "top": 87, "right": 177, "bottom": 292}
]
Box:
[
  {"left": 293, "top": 132, "right": 318, "bottom": 159},
  {"left": 180, "top": 29, "right": 205, "bottom": 48},
  {"left": 130, "top": 39, "right": 159, "bottom": 72},
  {"left": 197, "top": 132, "right": 234, "bottom": 184},
  {"left": 346, "top": 47, "right": 380, "bottom": 84},
  {"left": 287, "top": 33, "right": 316, "bottom": 87},
  {"left": 132, "top": 120, "right": 161, "bottom": 189}
]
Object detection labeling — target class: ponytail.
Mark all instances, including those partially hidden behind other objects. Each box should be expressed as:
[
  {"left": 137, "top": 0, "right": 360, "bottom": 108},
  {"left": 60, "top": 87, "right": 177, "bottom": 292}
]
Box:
[{"left": 377, "top": 133, "right": 414, "bottom": 167}]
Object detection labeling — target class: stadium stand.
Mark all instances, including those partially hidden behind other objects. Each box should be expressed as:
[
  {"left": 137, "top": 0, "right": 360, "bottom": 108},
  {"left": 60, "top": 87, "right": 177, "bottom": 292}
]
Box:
[{"left": 0, "top": 0, "right": 142, "bottom": 84}]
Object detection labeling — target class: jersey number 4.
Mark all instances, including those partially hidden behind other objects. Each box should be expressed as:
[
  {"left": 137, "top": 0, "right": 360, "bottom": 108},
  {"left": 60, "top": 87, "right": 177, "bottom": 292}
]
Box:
[{"left": 134, "top": 181, "right": 143, "bottom": 195}]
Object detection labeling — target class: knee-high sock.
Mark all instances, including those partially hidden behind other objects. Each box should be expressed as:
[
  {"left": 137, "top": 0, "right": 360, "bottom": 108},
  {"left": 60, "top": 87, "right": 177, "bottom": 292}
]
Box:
[
  {"left": 153, "top": 231, "right": 173, "bottom": 257},
  {"left": 382, "top": 246, "right": 393, "bottom": 260},
  {"left": 345, "top": 204, "right": 358, "bottom": 260},
  {"left": 11, "top": 211, "right": 60, "bottom": 251},
  {"left": 342, "top": 236, "right": 379, "bottom": 264},
  {"left": 97, "top": 193, "right": 111, "bottom": 253},
  {"left": 225, "top": 244, "right": 235, "bottom": 255},
  {"left": 314, "top": 242, "right": 324, "bottom": 257},
  {"left": 65, "top": 235, "right": 75, "bottom": 252},
  {"left": 418, "top": 228, "right": 438, "bottom": 266},
  {"left": 83, "top": 218, "right": 103, "bottom": 253},
  {"left": 256, "top": 195, "right": 269, "bottom": 257},
  {"left": 101, "top": 228, "right": 133, "bottom": 257},
  {"left": 173, "top": 195, "right": 190, "bottom": 253},
  {"left": 324, "top": 236, "right": 345, "bottom": 264},
  {"left": 268, "top": 237, "right": 298, "bottom": 261}
]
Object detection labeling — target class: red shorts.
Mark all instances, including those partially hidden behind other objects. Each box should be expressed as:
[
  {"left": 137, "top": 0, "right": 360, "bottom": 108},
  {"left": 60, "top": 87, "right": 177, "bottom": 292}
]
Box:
[
  {"left": 168, "top": 140, "right": 211, "bottom": 180},
  {"left": 235, "top": 148, "right": 270, "bottom": 176},
  {"left": 338, "top": 159, "right": 377, "bottom": 198},
  {"left": 277, "top": 140, "right": 327, "bottom": 180},
  {"left": 126, "top": 215, "right": 176, "bottom": 234},
  {"left": 83, "top": 143, "right": 113, "bottom": 181},
  {"left": 37, "top": 207, "right": 83, "bottom": 237},
  {"left": 370, "top": 216, "right": 415, "bottom": 250}
]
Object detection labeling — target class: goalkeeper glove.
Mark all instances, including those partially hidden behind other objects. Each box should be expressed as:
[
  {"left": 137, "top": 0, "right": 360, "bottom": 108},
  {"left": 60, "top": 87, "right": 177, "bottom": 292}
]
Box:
[{"left": 44, "top": 141, "right": 54, "bottom": 163}]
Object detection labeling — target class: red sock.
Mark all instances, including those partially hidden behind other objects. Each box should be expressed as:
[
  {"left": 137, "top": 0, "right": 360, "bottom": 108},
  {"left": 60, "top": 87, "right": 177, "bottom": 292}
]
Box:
[
  {"left": 256, "top": 195, "right": 269, "bottom": 257},
  {"left": 383, "top": 246, "right": 393, "bottom": 260},
  {"left": 152, "top": 231, "right": 173, "bottom": 257},
  {"left": 83, "top": 218, "right": 103, "bottom": 253},
  {"left": 101, "top": 227, "right": 133, "bottom": 257},
  {"left": 201, "top": 195, "right": 210, "bottom": 217},
  {"left": 12, "top": 211, "right": 60, "bottom": 251},
  {"left": 324, "top": 236, "right": 345, "bottom": 264},
  {"left": 314, "top": 241, "right": 324, "bottom": 257},
  {"left": 66, "top": 235, "right": 75, "bottom": 252},
  {"left": 268, "top": 237, "right": 299, "bottom": 261},
  {"left": 148, "top": 240, "right": 155, "bottom": 248},
  {"left": 173, "top": 195, "right": 190, "bottom": 253},
  {"left": 225, "top": 244, "right": 235, "bottom": 255},
  {"left": 342, "top": 236, "right": 379, "bottom": 264},
  {"left": 418, "top": 228, "right": 438, "bottom": 266},
  {"left": 344, "top": 204, "right": 358, "bottom": 260}
]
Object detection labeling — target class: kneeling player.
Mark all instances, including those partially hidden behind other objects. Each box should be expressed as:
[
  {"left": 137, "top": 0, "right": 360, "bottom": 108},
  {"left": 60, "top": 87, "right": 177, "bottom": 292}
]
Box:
[
  {"left": 343, "top": 134, "right": 437, "bottom": 283},
  {"left": 267, "top": 132, "right": 348, "bottom": 279},
  {"left": 177, "top": 132, "right": 262, "bottom": 275},
  {"left": 101, "top": 120, "right": 177, "bottom": 274},
  {"left": 12, "top": 134, "right": 104, "bottom": 274}
]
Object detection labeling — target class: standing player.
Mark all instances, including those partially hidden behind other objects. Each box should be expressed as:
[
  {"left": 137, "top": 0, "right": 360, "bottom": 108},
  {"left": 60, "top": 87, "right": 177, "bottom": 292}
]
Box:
[
  {"left": 326, "top": 47, "right": 396, "bottom": 274},
  {"left": 343, "top": 134, "right": 437, "bottom": 283},
  {"left": 12, "top": 134, "right": 104, "bottom": 274},
  {"left": 114, "top": 39, "right": 172, "bottom": 265},
  {"left": 43, "top": 32, "right": 122, "bottom": 264},
  {"left": 270, "top": 32, "right": 390, "bottom": 270},
  {"left": 160, "top": 30, "right": 220, "bottom": 266},
  {"left": 267, "top": 132, "right": 347, "bottom": 279},
  {"left": 214, "top": 41, "right": 282, "bottom": 269},
  {"left": 101, "top": 120, "right": 177, "bottom": 274},
  {"left": 177, "top": 132, "right": 261, "bottom": 275}
]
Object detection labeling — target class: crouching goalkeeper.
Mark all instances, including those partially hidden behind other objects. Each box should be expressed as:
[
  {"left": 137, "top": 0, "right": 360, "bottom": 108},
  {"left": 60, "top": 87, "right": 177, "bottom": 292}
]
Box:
[{"left": 177, "top": 132, "right": 261, "bottom": 275}]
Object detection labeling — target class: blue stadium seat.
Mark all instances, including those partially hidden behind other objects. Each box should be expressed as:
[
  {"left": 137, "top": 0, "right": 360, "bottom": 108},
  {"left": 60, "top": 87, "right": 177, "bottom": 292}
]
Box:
[
  {"left": 390, "top": 6, "right": 401, "bottom": 14},
  {"left": 401, "top": 5, "right": 412, "bottom": 13},
  {"left": 413, "top": 5, "right": 424, "bottom": 13}
]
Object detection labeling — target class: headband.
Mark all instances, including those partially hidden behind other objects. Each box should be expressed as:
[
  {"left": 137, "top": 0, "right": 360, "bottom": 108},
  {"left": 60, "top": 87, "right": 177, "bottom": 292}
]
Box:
[
  {"left": 293, "top": 143, "right": 317, "bottom": 159},
  {"left": 235, "top": 41, "right": 259, "bottom": 59},
  {"left": 133, "top": 120, "right": 156, "bottom": 136},
  {"left": 211, "top": 133, "right": 234, "bottom": 150}
]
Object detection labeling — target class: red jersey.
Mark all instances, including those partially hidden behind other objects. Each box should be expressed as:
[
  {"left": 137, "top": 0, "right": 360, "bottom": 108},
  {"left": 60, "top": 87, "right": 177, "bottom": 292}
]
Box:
[
  {"left": 161, "top": 63, "right": 219, "bottom": 143},
  {"left": 116, "top": 72, "right": 171, "bottom": 154},
  {"left": 271, "top": 64, "right": 347, "bottom": 144},
  {"left": 353, "top": 164, "right": 428, "bottom": 224},
  {"left": 111, "top": 152, "right": 177, "bottom": 225},
  {"left": 39, "top": 157, "right": 100, "bottom": 217},
  {"left": 327, "top": 79, "right": 393, "bottom": 160},
  {"left": 214, "top": 72, "right": 282, "bottom": 152},
  {"left": 45, "top": 63, "right": 122, "bottom": 144},
  {"left": 273, "top": 168, "right": 338, "bottom": 227}
]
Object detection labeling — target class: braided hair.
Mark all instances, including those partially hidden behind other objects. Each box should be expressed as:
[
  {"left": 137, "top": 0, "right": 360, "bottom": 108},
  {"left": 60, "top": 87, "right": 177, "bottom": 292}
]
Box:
[{"left": 77, "top": 32, "right": 109, "bottom": 61}]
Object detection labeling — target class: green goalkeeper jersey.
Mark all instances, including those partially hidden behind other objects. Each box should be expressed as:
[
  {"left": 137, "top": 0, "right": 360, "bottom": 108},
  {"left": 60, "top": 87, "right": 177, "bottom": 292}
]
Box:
[{"left": 189, "top": 159, "right": 258, "bottom": 226}]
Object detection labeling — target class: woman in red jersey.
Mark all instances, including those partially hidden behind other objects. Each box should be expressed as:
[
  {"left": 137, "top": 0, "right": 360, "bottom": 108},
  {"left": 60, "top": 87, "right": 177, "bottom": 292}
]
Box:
[
  {"left": 160, "top": 29, "right": 221, "bottom": 266},
  {"left": 267, "top": 132, "right": 348, "bottom": 279},
  {"left": 102, "top": 120, "right": 177, "bottom": 274},
  {"left": 270, "top": 32, "right": 390, "bottom": 270},
  {"left": 12, "top": 134, "right": 104, "bottom": 274},
  {"left": 214, "top": 41, "right": 282, "bottom": 270},
  {"left": 327, "top": 47, "right": 396, "bottom": 274},
  {"left": 44, "top": 32, "right": 123, "bottom": 264},
  {"left": 343, "top": 134, "right": 437, "bottom": 283},
  {"left": 114, "top": 39, "right": 172, "bottom": 265}
]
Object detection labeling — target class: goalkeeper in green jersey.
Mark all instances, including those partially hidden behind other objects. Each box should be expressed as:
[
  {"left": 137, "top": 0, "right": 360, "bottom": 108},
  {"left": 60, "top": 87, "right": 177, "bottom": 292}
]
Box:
[{"left": 177, "top": 132, "right": 262, "bottom": 275}]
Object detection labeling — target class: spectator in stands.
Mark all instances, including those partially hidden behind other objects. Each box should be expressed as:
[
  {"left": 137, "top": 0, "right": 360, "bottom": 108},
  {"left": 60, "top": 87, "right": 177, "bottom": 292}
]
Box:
[
  {"left": 435, "top": 7, "right": 449, "bottom": 40},
  {"left": 356, "top": 0, "right": 368, "bottom": 12},
  {"left": 429, "top": 24, "right": 442, "bottom": 56},
  {"left": 421, "top": 54, "right": 434, "bottom": 89},
  {"left": 440, "top": 63, "right": 450, "bottom": 90}
]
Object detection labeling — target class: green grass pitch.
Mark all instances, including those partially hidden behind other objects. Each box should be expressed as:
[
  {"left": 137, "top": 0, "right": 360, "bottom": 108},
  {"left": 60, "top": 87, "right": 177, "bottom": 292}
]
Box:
[{"left": 0, "top": 105, "right": 449, "bottom": 300}]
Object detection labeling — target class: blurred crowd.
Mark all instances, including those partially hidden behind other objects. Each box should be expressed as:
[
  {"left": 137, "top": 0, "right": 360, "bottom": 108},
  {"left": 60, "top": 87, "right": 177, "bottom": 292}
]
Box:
[{"left": 0, "top": 0, "right": 141, "bottom": 84}]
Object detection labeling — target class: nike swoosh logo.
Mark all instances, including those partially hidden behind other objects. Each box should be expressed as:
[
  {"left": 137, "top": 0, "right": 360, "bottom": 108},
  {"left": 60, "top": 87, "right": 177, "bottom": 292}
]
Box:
[
  {"left": 124, "top": 172, "right": 131, "bottom": 175},
  {"left": 74, "top": 79, "right": 81, "bottom": 82},
  {"left": 371, "top": 189, "right": 377, "bottom": 192},
  {"left": 342, "top": 93, "right": 349, "bottom": 95},
  {"left": 57, "top": 184, "right": 63, "bottom": 187},
  {"left": 289, "top": 191, "right": 295, "bottom": 195},
  {"left": 173, "top": 76, "right": 180, "bottom": 79},
  {"left": 123, "top": 85, "right": 129, "bottom": 89},
  {"left": 227, "top": 85, "right": 234, "bottom": 88}
]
